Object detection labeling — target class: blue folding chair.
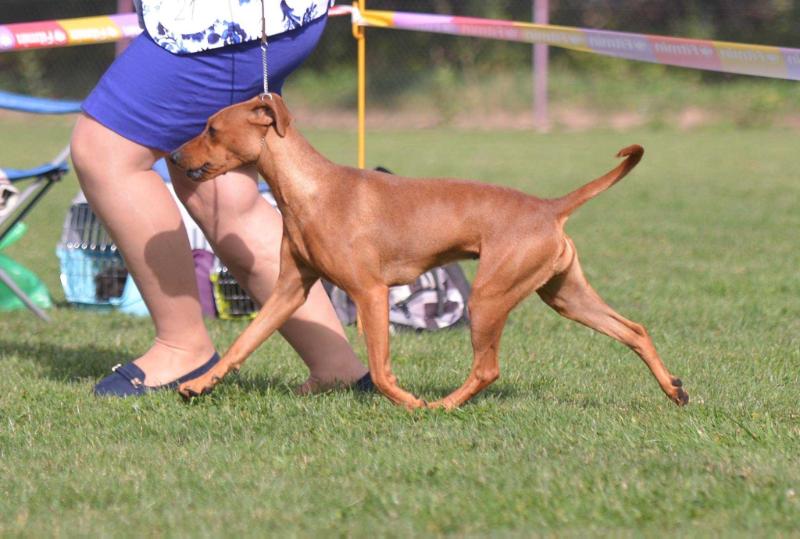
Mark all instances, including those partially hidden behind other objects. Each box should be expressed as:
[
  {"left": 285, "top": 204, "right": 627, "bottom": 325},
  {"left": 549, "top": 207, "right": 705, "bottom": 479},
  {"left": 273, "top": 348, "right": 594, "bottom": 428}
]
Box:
[{"left": 0, "top": 91, "right": 82, "bottom": 321}]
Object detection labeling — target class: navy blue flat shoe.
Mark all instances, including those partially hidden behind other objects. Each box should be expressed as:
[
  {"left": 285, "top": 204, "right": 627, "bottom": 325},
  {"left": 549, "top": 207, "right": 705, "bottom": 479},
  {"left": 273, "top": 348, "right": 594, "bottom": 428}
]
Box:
[
  {"left": 93, "top": 352, "right": 221, "bottom": 397},
  {"left": 353, "top": 372, "right": 375, "bottom": 392}
]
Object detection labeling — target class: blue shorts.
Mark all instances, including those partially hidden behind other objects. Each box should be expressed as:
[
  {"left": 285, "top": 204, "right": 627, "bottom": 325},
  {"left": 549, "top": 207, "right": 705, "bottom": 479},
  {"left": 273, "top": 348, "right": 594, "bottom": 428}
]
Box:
[{"left": 82, "top": 15, "right": 326, "bottom": 152}]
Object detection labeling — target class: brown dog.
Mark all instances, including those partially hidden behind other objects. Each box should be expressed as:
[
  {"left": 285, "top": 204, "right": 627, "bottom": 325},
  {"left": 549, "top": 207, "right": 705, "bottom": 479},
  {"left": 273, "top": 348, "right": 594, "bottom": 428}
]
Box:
[{"left": 169, "top": 94, "right": 688, "bottom": 409}]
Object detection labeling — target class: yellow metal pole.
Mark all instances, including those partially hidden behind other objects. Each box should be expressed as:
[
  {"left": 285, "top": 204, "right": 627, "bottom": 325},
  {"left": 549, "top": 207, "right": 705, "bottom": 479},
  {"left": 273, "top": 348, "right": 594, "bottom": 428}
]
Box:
[
  {"left": 352, "top": 0, "right": 366, "bottom": 169},
  {"left": 352, "top": 1, "right": 367, "bottom": 335}
]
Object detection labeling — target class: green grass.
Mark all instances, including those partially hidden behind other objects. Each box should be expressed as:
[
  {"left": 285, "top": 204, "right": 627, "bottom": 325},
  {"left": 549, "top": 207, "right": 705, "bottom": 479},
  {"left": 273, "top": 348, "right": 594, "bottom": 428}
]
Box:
[{"left": 1, "top": 114, "right": 799, "bottom": 537}]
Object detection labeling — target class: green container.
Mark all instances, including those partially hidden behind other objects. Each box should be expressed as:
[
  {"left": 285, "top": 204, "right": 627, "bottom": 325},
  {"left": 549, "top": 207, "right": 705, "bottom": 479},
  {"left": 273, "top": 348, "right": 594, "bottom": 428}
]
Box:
[{"left": 0, "top": 223, "right": 53, "bottom": 311}]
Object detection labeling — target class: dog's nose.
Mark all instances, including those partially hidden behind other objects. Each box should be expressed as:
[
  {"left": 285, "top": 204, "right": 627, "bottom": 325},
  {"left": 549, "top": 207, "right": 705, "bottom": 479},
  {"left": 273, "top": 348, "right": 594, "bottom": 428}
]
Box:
[{"left": 168, "top": 151, "right": 181, "bottom": 165}]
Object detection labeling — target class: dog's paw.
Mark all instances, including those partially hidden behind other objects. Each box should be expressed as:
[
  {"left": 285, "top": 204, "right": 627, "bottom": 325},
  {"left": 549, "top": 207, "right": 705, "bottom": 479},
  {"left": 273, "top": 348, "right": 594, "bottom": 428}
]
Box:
[
  {"left": 669, "top": 377, "right": 689, "bottom": 406},
  {"left": 427, "top": 398, "right": 457, "bottom": 411},
  {"left": 177, "top": 384, "right": 200, "bottom": 401},
  {"left": 400, "top": 398, "right": 427, "bottom": 411},
  {"left": 178, "top": 376, "right": 218, "bottom": 401}
]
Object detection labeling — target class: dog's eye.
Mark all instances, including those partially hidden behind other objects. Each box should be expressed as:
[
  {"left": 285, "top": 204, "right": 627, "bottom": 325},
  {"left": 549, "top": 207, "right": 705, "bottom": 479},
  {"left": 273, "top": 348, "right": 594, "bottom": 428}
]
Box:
[{"left": 208, "top": 126, "right": 217, "bottom": 138}]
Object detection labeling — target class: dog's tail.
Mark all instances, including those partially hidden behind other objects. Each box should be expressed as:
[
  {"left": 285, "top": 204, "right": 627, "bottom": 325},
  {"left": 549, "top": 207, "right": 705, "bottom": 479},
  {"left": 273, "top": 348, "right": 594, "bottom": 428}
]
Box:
[{"left": 552, "top": 144, "right": 644, "bottom": 222}]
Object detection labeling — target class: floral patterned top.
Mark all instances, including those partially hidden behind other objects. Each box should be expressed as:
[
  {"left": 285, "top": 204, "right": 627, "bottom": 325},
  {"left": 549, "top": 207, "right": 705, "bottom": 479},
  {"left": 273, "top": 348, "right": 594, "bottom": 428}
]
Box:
[{"left": 134, "top": 0, "right": 335, "bottom": 54}]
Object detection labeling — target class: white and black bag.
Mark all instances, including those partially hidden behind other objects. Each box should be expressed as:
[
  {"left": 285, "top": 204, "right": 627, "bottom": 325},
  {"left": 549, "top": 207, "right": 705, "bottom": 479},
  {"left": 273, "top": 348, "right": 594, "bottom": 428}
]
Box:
[{"left": 324, "top": 263, "right": 471, "bottom": 332}]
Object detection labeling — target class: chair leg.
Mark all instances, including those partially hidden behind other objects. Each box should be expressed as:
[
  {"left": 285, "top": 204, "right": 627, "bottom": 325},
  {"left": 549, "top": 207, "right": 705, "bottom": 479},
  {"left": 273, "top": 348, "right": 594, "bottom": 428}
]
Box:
[{"left": 0, "top": 265, "right": 50, "bottom": 322}]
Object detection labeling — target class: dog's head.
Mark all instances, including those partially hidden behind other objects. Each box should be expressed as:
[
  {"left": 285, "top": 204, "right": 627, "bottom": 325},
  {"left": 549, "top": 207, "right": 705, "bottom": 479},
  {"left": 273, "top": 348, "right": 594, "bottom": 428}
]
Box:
[{"left": 169, "top": 93, "right": 291, "bottom": 182}]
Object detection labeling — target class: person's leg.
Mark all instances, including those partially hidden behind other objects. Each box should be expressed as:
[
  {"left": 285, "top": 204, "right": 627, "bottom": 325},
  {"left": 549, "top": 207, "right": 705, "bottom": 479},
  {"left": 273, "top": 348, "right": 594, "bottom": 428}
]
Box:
[
  {"left": 73, "top": 15, "right": 365, "bottom": 392},
  {"left": 168, "top": 163, "right": 368, "bottom": 392},
  {"left": 71, "top": 113, "right": 217, "bottom": 386}
]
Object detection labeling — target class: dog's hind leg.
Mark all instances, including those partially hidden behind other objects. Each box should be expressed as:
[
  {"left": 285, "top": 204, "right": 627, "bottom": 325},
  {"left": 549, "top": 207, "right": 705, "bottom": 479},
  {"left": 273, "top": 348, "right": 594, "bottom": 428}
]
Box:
[
  {"left": 537, "top": 238, "right": 688, "bottom": 406},
  {"left": 351, "top": 285, "right": 426, "bottom": 409},
  {"left": 428, "top": 245, "right": 556, "bottom": 410},
  {"left": 427, "top": 292, "right": 509, "bottom": 410}
]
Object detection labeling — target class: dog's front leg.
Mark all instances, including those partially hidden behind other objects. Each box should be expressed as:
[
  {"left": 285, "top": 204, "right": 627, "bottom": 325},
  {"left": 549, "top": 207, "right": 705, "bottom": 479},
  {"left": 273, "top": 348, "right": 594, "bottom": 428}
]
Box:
[
  {"left": 351, "top": 286, "right": 426, "bottom": 410},
  {"left": 179, "top": 247, "right": 317, "bottom": 399}
]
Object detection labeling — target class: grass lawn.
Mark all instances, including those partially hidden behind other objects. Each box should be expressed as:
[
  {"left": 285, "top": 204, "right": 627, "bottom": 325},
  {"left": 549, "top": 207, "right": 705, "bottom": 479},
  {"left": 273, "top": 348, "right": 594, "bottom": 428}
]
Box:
[{"left": 0, "top": 113, "right": 798, "bottom": 536}]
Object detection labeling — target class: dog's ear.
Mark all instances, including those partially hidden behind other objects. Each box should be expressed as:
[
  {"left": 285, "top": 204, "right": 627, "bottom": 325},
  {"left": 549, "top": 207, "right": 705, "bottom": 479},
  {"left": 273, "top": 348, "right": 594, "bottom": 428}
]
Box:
[{"left": 249, "top": 94, "right": 291, "bottom": 137}]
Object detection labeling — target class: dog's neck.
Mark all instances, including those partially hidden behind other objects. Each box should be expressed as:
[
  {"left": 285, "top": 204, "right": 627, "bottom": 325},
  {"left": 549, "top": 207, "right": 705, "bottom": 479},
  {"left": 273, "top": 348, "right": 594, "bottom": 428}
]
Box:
[{"left": 256, "top": 127, "right": 334, "bottom": 218}]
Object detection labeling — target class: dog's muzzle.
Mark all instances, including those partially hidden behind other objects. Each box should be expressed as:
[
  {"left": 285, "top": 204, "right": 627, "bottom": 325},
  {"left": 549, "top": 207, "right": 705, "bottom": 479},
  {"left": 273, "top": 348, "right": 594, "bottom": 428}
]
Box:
[
  {"left": 185, "top": 168, "right": 206, "bottom": 181},
  {"left": 169, "top": 151, "right": 207, "bottom": 181}
]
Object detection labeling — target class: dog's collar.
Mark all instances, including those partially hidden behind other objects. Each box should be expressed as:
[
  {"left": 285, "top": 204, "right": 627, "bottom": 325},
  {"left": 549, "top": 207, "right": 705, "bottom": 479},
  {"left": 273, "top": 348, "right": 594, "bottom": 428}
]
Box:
[{"left": 259, "top": 92, "right": 274, "bottom": 102}]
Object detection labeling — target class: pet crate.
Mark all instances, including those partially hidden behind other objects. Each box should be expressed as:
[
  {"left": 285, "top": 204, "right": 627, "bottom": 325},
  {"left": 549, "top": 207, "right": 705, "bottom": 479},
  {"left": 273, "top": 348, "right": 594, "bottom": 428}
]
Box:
[
  {"left": 56, "top": 193, "right": 129, "bottom": 308},
  {"left": 210, "top": 259, "right": 259, "bottom": 319},
  {"left": 56, "top": 181, "right": 272, "bottom": 317}
]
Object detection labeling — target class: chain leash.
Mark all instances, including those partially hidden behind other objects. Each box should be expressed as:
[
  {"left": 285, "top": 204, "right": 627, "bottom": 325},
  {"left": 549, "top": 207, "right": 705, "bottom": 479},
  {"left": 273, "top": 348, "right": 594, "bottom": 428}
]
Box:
[{"left": 260, "top": 0, "right": 270, "bottom": 97}]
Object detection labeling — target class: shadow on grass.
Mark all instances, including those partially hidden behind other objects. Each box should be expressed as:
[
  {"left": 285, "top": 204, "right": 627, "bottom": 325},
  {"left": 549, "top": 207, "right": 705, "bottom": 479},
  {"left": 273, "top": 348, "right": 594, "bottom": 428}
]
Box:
[
  {"left": 229, "top": 371, "right": 528, "bottom": 405},
  {"left": 410, "top": 381, "right": 526, "bottom": 402},
  {"left": 0, "top": 337, "right": 544, "bottom": 414},
  {"left": 227, "top": 372, "right": 301, "bottom": 396},
  {"left": 0, "top": 338, "right": 134, "bottom": 381},
  {"left": 0, "top": 338, "right": 307, "bottom": 396},
  {"left": 0, "top": 334, "right": 535, "bottom": 406}
]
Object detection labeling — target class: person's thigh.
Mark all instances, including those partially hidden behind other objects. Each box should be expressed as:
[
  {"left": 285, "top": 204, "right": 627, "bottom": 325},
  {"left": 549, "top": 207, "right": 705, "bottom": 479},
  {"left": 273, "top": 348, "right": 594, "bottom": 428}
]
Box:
[{"left": 71, "top": 113, "right": 162, "bottom": 177}]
